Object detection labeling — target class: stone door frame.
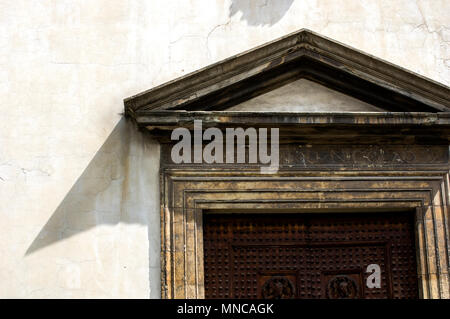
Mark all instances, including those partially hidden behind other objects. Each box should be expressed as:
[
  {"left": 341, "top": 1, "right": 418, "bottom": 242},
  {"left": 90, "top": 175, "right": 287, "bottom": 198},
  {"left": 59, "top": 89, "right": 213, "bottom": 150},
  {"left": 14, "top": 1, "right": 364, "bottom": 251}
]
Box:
[{"left": 160, "top": 166, "right": 450, "bottom": 299}]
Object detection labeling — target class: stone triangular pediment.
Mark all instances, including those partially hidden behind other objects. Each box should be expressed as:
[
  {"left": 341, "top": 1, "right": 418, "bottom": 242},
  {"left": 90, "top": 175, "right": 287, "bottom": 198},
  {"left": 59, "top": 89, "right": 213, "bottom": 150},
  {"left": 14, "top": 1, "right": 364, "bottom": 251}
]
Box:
[{"left": 124, "top": 29, "right": 450, "bottom": 121}]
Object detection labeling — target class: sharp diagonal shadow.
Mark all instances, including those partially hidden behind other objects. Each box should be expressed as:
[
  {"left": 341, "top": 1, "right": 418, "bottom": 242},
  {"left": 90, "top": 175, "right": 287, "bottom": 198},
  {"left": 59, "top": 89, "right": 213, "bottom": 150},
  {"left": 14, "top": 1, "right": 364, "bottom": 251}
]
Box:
[
  {"left": 230, "top": 0, "right": 294, "bottom": 26},
  {"left": 25, "top": 116, "right": 161, "bottom": 297},
  {"left": 25, "top": 118, "right": 160, "bottom": 271}
]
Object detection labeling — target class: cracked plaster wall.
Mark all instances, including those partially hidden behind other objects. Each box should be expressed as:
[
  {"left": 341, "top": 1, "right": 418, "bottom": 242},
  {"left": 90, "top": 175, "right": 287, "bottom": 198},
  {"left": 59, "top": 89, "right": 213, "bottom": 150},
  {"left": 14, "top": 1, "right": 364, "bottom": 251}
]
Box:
[{"left": 0, "top": 0, "right": 449, "bottom": 298}]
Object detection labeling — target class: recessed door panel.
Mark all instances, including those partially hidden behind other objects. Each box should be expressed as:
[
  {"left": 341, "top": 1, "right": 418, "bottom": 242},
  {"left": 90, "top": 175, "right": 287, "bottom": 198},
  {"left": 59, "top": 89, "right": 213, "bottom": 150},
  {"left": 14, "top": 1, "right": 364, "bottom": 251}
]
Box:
[{"left": 203, "top": 212, "right": 418, "bottom": 299}]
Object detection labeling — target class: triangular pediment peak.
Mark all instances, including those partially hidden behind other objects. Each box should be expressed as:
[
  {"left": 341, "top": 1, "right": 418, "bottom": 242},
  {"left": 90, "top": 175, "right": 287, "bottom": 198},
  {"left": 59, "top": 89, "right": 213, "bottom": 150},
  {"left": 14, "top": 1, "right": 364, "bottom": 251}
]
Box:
[
  {"left": 124, "top": 29, "right": 450, "bottom": 118},
  {"left": 228, "top": 79, "right": 387, "bottom": 113}
]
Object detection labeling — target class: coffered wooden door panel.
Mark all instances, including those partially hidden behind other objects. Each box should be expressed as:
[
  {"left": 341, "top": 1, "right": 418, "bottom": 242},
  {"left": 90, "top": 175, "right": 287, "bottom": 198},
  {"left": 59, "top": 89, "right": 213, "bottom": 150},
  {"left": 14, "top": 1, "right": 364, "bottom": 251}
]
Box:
[{"left": 203, "top": 212, "right": 418, "bottom": 299}]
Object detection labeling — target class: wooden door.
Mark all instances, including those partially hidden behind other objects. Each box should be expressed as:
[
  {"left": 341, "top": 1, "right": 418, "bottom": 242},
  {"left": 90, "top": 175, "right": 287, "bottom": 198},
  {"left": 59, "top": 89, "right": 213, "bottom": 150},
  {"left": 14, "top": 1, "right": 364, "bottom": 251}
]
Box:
[{"left": 203, "top": 212, "right": 418, "bottom": 299}]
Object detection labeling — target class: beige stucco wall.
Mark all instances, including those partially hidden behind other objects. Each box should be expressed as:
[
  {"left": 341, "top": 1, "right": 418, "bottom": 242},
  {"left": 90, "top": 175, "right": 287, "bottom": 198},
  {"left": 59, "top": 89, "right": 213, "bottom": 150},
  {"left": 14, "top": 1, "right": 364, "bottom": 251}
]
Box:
[{"left": 0, "top": 0, "right": 449, "bottom": 298}]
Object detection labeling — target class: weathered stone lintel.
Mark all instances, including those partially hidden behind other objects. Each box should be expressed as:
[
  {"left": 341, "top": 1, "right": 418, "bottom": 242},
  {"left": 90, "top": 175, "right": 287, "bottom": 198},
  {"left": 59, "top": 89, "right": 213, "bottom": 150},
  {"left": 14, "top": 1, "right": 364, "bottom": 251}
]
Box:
[{"left": 161, "top": 144, "right": 449, "bottom": 168}]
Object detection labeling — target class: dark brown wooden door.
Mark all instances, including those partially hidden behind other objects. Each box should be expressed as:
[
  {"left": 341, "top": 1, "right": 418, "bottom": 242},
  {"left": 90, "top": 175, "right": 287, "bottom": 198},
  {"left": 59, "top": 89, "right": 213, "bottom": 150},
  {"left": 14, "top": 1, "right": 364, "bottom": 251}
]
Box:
[{"left": 203, "top": 212, "right": 418, "bottom": 299}]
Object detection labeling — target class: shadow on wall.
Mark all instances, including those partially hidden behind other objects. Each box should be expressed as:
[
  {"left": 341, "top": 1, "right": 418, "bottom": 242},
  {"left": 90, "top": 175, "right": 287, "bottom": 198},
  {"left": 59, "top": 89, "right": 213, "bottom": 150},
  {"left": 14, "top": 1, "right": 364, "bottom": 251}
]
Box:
[
  {"left": 230, "top": 0, "right": 294, "bottom": 26},
  {"left": 25, "top": 117, "right": 161, "bottom": 296}
]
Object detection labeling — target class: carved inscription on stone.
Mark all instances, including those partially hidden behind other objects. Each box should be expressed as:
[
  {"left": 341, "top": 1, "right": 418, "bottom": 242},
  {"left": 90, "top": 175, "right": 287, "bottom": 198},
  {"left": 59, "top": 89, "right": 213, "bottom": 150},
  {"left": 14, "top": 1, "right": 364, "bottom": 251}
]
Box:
[
  {"left": 292, "top": 145, "right": 447, "bottom": 166},
  {"left": 162, "top": 144, "right": 448, "bottom": 167}
]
